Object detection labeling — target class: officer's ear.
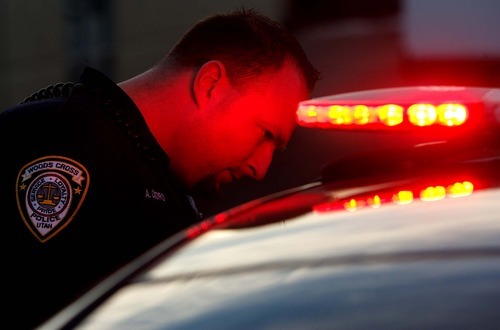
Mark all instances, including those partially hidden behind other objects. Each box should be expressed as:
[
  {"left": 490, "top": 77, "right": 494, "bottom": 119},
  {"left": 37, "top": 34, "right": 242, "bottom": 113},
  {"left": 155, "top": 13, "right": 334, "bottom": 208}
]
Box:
[{"left": 193, "top": 60, "right": 228, "bottom": 109}]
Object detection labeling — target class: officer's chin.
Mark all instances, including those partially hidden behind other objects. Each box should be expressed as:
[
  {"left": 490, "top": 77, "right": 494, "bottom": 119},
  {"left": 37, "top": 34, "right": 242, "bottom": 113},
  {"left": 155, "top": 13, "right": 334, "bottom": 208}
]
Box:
[{"left": 189, "top": 176, "right": 226, "bottom": 201}]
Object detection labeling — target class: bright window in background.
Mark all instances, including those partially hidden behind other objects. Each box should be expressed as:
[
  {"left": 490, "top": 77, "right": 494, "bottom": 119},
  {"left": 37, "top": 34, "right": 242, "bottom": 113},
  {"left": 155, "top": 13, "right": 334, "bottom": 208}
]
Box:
[{"left": 401, "top": 0, "right": 500, "bottom": 60}]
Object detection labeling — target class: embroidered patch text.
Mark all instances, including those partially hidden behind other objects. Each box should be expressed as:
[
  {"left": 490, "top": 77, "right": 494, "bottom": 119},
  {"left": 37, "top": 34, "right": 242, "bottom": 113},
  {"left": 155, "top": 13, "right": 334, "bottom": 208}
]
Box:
[{"left": 16, "top": 156, "right": 90, "bottom": 242}]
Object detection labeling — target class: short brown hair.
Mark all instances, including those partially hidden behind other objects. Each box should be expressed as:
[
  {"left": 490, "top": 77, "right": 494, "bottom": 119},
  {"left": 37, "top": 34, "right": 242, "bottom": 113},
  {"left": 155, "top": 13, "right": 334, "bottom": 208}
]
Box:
[{"left": 161, "top": 7, "right": 321, "bottom": 93}]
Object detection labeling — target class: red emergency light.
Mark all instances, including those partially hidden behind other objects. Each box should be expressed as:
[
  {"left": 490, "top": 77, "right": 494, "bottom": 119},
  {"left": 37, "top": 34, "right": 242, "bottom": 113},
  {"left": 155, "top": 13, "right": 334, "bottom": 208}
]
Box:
[
  {"left": 297, "top": 86, "right": 500, "bottom": 130},
  {"left": 313, "top": 179, "right": 475, "bottom": 214}
]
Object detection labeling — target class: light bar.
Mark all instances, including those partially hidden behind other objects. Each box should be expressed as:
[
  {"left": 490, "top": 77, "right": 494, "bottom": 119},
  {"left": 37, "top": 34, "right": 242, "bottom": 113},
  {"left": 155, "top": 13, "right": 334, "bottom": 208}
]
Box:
[
  {"left": 297, "top": 86, "right": 500, "bottom": 130},
  {"left": 297, "top": 102, "right": 468, "bottom": 128},
  {"left": 313, "top": 180, "right": 474, "bottom": 213}
]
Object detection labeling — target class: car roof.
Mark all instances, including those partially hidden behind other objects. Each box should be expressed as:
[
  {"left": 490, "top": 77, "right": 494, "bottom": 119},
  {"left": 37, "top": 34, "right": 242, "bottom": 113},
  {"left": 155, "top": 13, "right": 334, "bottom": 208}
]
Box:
[{"left": 43, "top": 183, "right": 500, "bottom": 329}]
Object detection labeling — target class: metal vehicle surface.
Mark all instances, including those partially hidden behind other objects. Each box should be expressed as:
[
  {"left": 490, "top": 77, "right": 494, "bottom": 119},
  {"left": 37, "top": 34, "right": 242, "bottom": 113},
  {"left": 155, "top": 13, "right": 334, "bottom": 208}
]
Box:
[{"left": 40, "top": 87, "right": 500, "bottom": 329}]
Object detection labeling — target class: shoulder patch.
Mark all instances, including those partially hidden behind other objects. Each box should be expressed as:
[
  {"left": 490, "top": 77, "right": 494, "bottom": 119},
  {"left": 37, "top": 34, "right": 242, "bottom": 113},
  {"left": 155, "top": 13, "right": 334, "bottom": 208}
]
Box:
[{"left": 16, "top": 156, "right": 90, "bottom": 242}]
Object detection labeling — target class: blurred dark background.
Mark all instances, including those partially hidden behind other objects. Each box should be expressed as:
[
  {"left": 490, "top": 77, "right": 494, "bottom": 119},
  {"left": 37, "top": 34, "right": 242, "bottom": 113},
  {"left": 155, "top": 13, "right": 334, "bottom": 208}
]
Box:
[{"left": 2, "top": 0, "right": 500, "bottom": 217}]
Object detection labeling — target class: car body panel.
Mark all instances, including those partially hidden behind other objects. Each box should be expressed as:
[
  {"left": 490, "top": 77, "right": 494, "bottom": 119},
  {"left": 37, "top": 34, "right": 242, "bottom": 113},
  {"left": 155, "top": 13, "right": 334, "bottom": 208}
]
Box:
[{"left": 70, "top": 187, "right": 500, "bottom": 329}]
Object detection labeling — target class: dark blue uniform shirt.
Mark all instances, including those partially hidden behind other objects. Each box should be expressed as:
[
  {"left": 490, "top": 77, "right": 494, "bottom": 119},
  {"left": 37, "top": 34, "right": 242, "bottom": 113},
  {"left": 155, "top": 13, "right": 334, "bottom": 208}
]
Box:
[{"left": 1, "top": 67, "right": 201, "bottom": 329}]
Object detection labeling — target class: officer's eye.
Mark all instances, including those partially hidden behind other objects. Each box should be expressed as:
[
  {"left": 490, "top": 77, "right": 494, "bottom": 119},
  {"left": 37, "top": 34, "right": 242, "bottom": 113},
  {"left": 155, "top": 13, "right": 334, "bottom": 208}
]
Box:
[
  {"left": 259, "top": 124, "right": 274, "bottom": 141},
  {"left": 264, "top": 129, "right": 275, "bottom": 141},
  {"left": 259, "top": 124, "right": 283, "bottom": 150}
]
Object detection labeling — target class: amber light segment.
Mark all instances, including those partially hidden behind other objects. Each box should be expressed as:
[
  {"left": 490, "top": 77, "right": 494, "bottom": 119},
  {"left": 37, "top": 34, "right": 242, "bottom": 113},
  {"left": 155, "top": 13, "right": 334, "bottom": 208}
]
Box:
[
  {"left": 353, "top": 105, "right": 372, "bottom": 124},
  {"left": 448, "top": 181, "right": 474, "bottom": 197},
  {"left": 328, "top": 105, "right": 353, "bottom": 124},
  {"left": 420, "top": 185, "right": 446, "bottom": 201},
  {"left": 393, "top": 190, "right": 413, "bottom": 204},
  {"left": 367, "top": 195, "right": 381, "bottom": 208},
  {"left": 344, "top": 199, "right": 358, "bottom": 211},
  {"left": 378, "top": 104, "right": 404, "bottom": 126},
  {"left": 296, "top": 105, "right": 319, "bottom": 123},
  {"left": 437, "top": 104, "right": 468, "bottom": 126},
  {"left": 408, "top": 104, "right": 437, "bottom": 126}
]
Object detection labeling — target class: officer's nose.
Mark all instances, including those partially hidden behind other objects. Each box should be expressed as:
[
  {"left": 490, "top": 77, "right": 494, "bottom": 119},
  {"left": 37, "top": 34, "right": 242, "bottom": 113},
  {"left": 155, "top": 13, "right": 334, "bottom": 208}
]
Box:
[{"left": 245, "top": 144, "right": 274, "bottom": 180}]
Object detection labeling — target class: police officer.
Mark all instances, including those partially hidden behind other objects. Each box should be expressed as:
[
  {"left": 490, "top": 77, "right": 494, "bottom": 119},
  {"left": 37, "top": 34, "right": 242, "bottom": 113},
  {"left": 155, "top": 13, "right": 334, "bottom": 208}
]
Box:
[{"left": 1, "top": 8, "right": 319, "bottom": 328}]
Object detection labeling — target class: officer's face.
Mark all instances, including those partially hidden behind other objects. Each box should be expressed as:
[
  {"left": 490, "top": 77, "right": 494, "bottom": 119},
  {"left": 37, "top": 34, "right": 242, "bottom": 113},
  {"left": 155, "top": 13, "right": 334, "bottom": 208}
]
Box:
[{"left": 186, "top": 61, "right": 309, "bottom": 199}]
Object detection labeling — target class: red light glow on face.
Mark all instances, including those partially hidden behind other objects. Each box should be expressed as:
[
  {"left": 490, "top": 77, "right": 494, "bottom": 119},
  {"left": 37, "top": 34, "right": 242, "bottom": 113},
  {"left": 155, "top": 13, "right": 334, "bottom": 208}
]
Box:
[{"left": 313, "top": 180, "right": 474, "bottom": 214}]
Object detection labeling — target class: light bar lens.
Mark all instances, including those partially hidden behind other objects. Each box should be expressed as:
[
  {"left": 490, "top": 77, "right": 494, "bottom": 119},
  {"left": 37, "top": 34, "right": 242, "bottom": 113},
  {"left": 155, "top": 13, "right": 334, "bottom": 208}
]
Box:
[
  {"left": 408, "top": 104, "right": 437, "bottom": 126},
  {"left": 297, "top": 102, "right": 469, "bottom": 128},
  {"left": 437, "top": 104, "right": 468, "bottom": 126},
  {"left": 313, "top": 180, "right": 474, "bottom": 213},
  {"left": 378, "top": 104, "right": 404, "bottom": 126}
]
